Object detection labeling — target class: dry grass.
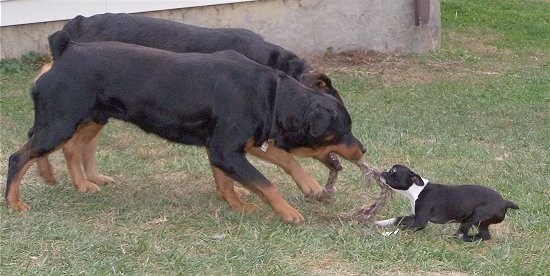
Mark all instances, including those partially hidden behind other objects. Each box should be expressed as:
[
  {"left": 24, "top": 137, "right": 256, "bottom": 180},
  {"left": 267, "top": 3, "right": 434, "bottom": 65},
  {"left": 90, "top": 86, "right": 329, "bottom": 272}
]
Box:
[{"left": 1, "top": 0, "right": 549, "bottom": 274}]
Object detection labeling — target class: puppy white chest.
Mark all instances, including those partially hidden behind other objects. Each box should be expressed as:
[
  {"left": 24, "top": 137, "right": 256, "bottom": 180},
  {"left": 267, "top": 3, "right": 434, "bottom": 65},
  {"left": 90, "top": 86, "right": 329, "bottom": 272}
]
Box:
[{"left": 396, "top": 177, "right": 430, "bottom": 213}]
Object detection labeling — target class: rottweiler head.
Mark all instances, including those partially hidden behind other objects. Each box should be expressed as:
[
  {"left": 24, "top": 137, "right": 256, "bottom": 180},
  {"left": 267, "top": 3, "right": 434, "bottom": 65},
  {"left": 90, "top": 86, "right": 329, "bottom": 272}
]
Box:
[{"left": 272, "top": 77, "right": 365, "bottom": 171}]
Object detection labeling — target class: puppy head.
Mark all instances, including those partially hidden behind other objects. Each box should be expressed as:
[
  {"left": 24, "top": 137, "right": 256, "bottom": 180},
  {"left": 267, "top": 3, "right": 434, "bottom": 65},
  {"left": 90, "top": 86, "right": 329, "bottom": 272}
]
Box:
[
  {"left": 300, "top": 72, "right": 344, "bottom": 104},
  {"left": 380, "top": 164, "right": 425, "bottom": 191}
]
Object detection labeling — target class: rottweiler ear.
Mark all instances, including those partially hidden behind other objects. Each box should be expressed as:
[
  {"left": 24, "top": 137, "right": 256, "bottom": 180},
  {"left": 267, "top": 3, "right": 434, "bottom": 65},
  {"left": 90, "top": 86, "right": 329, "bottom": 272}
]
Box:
[
  {"left": 315, "top": 79, "right": 328, "bottom": 89},
  {"left": 300, "top": 73, "right": 328, "bottom": 90},
  {"left": 308, "top": 109, "right": 331, "bottom": 137}
]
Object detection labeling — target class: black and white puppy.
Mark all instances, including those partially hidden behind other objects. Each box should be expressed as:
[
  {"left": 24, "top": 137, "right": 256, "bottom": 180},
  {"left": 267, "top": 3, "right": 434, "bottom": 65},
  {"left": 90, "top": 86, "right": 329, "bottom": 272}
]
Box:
[{"left": 375, "top": 164, "right": 519, "bottom": 242}]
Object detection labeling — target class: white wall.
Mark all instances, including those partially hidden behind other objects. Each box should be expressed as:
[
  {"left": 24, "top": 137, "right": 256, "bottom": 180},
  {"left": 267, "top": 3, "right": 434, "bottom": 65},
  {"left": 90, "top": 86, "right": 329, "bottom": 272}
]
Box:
[
  {"left": 0, "top": 0, "right": 441, "bottom": 59},
  {"left": 0, "top": 0, "right": 253, "bottom": 26}
]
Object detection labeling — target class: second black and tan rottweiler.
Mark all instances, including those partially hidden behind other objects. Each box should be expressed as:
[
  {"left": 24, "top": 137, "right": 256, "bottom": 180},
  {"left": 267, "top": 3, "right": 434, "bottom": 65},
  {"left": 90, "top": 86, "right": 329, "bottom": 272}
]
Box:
[
  {"left": 34, "top": 13, "right": 343, "bottom": 200},
  {"left": 6, "top": 31, "right": 365, "bottom": 224}
]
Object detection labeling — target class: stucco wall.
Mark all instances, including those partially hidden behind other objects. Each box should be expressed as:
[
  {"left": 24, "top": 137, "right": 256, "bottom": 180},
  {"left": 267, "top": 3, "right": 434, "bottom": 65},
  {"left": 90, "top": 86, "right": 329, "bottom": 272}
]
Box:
[{"left": 0, "top": 0, "right": 440, "bottom": 59}]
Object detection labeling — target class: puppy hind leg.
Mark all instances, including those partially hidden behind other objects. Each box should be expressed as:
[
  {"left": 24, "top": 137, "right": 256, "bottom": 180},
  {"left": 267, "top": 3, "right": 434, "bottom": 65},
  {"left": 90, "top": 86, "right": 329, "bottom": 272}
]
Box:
[
  {"left": 456, "top": 222, "right": 474, "bottom": 241},
  {"left": 474, "top": 223, "right": 492, "bottom": 241}
]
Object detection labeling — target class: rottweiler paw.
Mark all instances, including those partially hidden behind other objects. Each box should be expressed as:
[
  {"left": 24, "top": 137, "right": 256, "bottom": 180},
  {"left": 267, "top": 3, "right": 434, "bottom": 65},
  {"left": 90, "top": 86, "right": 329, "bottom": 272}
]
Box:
[
  {"left": 304, "top": 188, "right": 335, "bottom": 203},
  {"left": 7, "top": 200, "right": 31, "bottom": 211},
  {"left": 233, "top": 186, "right": 251, "bottom": 199},
  {"left": 41, "top": 175, "right": 57, "bottom": 186},
  {"left": 278, "top": 208, "right": 305, "bottom": 224},
  {"left": 89, "top": 174, "right": 115, "bottom": 186},
  {"left": 241, "top": 202, "right": 260, "bottom": 214},
  {"left": 74, "top": 181, "right": 101, "bottom": 193}
]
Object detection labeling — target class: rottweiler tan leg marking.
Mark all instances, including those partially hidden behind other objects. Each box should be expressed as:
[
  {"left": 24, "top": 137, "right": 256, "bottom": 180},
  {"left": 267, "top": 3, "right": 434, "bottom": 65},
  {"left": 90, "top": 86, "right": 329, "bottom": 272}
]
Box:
[
  {"left": 36, "top": 157, "right": 56, "bottom": 184},
  {"left": 247, "top": 184, "right": 305, "bottom": 224},
  {"left": 82, "top": 131, "right": 115, "bottom": 185},
  {"left": 36, "top": 122, "right": 114, "bottom": 187},
  {"left": 211, "top": 166, "right": 258, "bottom": 214},
  {"left": 5, "top": 143, "right": 36, "bottom": 211},
  {"left": 62, "top": 122, "right": 104, "bottom": 193},
  {"left": 247, "top": 140, "right": 323, "bottom": 197}
]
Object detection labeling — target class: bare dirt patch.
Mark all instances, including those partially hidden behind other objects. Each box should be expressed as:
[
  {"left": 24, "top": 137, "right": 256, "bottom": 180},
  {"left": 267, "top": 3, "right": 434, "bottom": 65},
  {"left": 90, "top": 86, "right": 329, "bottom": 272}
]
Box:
[{"left": 309, "top": 50, "right": 474, "bottom": 87}]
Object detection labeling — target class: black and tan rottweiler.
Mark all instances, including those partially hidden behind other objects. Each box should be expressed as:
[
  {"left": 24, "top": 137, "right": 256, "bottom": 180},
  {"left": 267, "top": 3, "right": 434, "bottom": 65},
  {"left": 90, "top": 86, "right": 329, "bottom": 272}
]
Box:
[
  {"left": 35, "top": 13, "right": 343, "bottom": 200},
  {"left": 6, "top": 31, "right": 365, "bottom": 224}
]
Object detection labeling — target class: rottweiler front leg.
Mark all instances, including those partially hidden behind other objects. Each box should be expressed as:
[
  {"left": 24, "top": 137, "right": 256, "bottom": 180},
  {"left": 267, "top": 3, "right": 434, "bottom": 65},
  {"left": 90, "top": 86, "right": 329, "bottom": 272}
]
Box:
[
  {"left": 246, "top": 141, "right": 324, "bottom": 198},
  {"left": 210, "top": 165, "right": 259, "bottom": 214},
  {"left": 209, "top": 149, "right": 304, "bottom": 224}
]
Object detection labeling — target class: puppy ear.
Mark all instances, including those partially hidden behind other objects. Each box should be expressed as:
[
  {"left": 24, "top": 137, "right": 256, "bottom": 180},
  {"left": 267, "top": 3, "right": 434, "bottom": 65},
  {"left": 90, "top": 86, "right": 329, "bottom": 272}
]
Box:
[
  {"left": 412, "top": 174, "right": 425, "bottom": 186},
  {"left": 307, "top": 109, "right": 331, "bottom": 137}
]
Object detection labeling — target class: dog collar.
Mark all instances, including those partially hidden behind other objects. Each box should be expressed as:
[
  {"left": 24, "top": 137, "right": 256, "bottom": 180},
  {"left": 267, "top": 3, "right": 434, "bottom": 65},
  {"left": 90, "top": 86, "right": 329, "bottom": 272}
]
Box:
[
  {"left": 260, "top": 141, "right": 270, "bottom": 152},
  {"left": 267, "top": 76, "right": 281, "bottom": 141}
]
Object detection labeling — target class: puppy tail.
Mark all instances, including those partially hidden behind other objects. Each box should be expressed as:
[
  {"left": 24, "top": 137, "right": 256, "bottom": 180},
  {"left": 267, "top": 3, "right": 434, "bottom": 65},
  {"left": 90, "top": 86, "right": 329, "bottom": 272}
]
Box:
[
  {"left": 505, "top": 200, "right": 519, "bottom": 210},
  {"left": 48, "top": 30, "right": 73, "bottom": 61}
]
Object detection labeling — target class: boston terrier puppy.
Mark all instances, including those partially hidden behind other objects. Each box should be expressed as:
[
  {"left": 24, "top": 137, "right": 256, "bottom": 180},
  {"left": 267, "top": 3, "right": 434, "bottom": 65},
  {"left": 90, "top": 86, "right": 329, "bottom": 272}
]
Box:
[{"left": 375, "top": 164, "right": 519, "bottom": 242}]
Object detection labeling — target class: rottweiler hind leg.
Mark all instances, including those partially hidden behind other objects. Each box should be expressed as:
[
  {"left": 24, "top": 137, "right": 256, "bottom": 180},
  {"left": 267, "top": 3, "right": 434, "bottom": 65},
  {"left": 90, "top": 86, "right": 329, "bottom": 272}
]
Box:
[
  {"left": 6, "top": 124, "right": 73, "bottom": 211},
  {"left": 5, "top": 143, "right": 38, "bottom": 211},
  {"left": 247, "top": 141, "right": 323, "bottom": 198},
  {"left": 62, "top": 122, "right": 104, "bottom": 193},
  {"left": 81, "top": 124, "right": 115, "bottom": 185},
  {"left": 210, "top": 165, "right": 259, "bottom": 214},
  {"left": 36, "top": 156, "right": 57, "bottom": 185}
]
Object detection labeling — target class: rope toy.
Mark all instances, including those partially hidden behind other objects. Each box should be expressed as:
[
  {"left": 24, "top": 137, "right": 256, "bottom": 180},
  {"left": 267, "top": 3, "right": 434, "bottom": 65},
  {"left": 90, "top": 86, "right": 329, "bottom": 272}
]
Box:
[
  {"left": 340, "top": 160, "right": 393, "bottom": 222},
  {"left": 304, "top": 159, "right": 392, "bottom": 222}
]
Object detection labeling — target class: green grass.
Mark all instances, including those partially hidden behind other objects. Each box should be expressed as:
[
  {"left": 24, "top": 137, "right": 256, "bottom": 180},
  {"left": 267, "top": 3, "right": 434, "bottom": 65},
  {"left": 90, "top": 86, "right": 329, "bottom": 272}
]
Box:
[{"left": 1, "top": 0, "right": 549, "bottom": 274}]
